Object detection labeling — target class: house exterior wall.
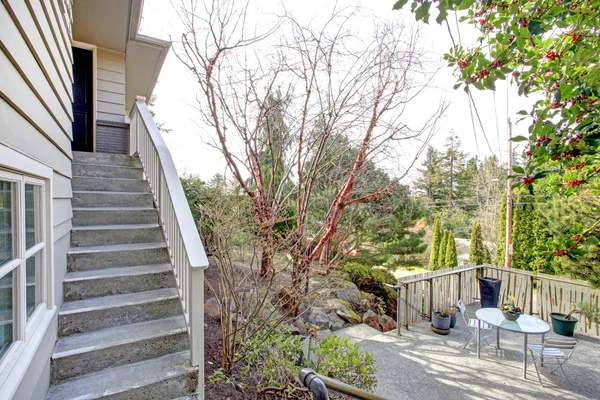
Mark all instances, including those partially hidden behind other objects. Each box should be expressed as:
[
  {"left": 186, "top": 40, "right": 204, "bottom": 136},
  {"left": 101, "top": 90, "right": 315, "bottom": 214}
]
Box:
[
  {"left": 0, "top": 0, "right": 73, "bottom": 398},
  {"left": 97, "top": 47, "right": 126, "bottom": 123}
]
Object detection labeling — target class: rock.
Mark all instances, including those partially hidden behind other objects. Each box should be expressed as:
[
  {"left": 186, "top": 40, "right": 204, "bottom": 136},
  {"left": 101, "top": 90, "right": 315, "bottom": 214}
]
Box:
[
  {"left": 205, "top": 298, "right": 221, "bottom": 318},
  {"left": 326, "top": 299, "right": 362, "bottom": 324},
  {"left": 308, "top": 308, "right": 331, "bottom": 329},
  {"left": 335, "top": 282, "right": 361, "bottom": 304},
  {"left": 363, "top": 310, "right": 381, "bottom": 331},
  {"left": 316, "top": 329, "right": 332, "bottom": 339},
  {"left": 290, "top": 326, "right": 302, "bottom": 335},
  {"left": 380, "top": 315, "right": 397, "bottom": 332},
  {"left": 327, "top": 312, "right": 345, "bottom": 330}
]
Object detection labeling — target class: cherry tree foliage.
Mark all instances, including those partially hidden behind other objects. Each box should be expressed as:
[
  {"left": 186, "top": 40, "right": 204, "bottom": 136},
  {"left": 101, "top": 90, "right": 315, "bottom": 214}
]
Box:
[{"left": 394, "top": 0, "right": 600, "bottom": 260}]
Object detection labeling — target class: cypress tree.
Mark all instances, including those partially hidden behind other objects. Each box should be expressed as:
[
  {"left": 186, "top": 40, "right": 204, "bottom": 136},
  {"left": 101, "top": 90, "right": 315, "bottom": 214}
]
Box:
[
  {"left": 437, "top": 230, "right": 449, "bottom": 268},
  {"left": 495, "top": 193, "right": 507, "bottom": 266},
  {"left": 512, "top": 193, "right": 536, "bottom": 271},
  {"left": 469, "top": 221, "right": 487, "bottom": 265},
  {"left": 429, "top": 217, "right": 441, "bottom": 269},
  {"left": 445, "top": 231, "right": 458, "bottom": 267}
]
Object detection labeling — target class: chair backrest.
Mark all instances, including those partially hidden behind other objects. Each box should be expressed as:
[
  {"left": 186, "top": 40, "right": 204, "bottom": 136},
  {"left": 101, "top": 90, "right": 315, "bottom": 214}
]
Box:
[
  {"left": 458, "top": 299, "right": 468, "bottom": 325},
  {"left": 542, "top": 338, "right": 578, "bottom": 358}
]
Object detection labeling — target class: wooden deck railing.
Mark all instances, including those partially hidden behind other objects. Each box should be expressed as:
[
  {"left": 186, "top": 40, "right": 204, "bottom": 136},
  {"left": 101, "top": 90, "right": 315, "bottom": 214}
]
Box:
[
  {"left": 129, "top": 97, "right": 209, "bottom": 376},
  {"left": 390, "top": 264, "right": 599, "bottom": 338}
]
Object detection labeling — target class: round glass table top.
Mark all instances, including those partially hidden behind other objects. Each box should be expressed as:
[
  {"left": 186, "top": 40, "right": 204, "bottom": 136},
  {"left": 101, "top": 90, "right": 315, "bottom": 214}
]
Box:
[{"left": 475, "top": 308, "right": 550, "bottom": 334}]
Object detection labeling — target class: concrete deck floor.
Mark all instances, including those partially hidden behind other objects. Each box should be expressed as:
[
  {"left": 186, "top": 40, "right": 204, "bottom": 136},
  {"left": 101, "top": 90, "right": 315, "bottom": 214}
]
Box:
[{"left": 334, "top": 305, "right": 600, "bottom": 400}]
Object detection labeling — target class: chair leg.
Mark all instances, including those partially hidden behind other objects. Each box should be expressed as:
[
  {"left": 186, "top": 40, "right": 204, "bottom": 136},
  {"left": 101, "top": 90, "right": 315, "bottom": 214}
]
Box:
[
  {"left": 558, "top": 364, "right": 573, "bottom": 390},
  {"left": 464, "top": 330, "right": 475, "bottom": 348},
  {"left": 530, "top": 350, "right": 543, "bottom": 387}
]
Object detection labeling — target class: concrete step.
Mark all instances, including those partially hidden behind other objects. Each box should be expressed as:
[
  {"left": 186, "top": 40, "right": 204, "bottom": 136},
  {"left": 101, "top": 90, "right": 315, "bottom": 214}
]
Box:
[
  {"left": 63, "top": 264, "right": 175, "bottom": 301},
  {"left": 73, "top": 151, "right": 141, "bottom": 167},
  {"left": 67, "top": 242, "right": 170, "bottom": 272},
  {"left": 72, "top": 163, "right": 144, "bottom": 179},
  {"left": 58, "top": 288, "right": 181, "bottom": 336},
  {"left": 46, "top": 351, "right": 196, "bottom": 400},
  {"left": 71, "top": 176, "right": 149, "bottom": 193},
  {"left": 51, "top": 316, "right": 188, "bottom": 382},
  {"left": 72, "top": 191, "right": 154, "bottom": 208},
  {"left": 71, "top": 224, "right": 164, "bottom": 247},
  {"left": 72, "top": 207, "right": 158, "bottom": 226}
]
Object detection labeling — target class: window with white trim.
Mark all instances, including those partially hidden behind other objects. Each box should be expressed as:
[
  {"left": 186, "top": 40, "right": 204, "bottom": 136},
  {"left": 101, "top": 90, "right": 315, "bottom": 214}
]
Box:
[{"left": 0, "top": 170, "right": 47, "bottom": 360}]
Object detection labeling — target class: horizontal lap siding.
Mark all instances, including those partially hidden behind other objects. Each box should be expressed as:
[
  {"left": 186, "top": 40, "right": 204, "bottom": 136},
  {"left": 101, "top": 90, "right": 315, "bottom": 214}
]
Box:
[
  {"left": 0, "top": 0, "right": 74, "bottom": 396},
  {"left": 0, "top": 0, "right": 73, "bottom": 258},
  {"left": 97, "top": 48, "right": 126, "bottom": 123}
]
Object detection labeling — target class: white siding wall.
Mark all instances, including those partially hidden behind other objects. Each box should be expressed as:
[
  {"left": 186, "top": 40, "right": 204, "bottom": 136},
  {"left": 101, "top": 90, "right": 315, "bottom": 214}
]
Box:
[
  {"left": 0, "top": 0, "right": 73, "bottom": 398},
  {"left": 97, "top": 48, "right": 126, "bottom": 123}
]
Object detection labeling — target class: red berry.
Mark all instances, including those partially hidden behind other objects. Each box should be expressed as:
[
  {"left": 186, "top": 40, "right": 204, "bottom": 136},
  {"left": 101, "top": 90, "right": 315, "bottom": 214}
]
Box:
[{"left": 523, "top": 176, "right": 535, "bottom": 185}]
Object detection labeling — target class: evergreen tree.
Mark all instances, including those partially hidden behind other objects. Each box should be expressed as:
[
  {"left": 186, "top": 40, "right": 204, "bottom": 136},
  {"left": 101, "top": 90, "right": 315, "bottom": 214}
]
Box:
[
  {"left": 511, "top": 193, "right": 536, "bottom": 271},
  {"left": 415, "top": 146, "right": 443, "bottom": 199},
  {"left": 429, "top": 217, "right": 441, "bottom": 269},
  {"left": 436, "top": 230, "right": 449, "bottom": 268},
  {"left": 444, "top": 231, "right": 458, "bottom": 267},
  {"left": 531, "top": 212, "right": 551, "bottom": 274},
  {"left": 440, "top": 133, "right": 469, "bottom": 201},
  {"left": 494, "top": 193, "right": 507, "bottom": 266},
  {"left": 468, "top": 221, "right": 487, "bottom": 265}
]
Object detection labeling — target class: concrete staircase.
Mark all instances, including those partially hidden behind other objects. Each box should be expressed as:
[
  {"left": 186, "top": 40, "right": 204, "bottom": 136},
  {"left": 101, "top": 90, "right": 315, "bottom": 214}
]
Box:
[{"left": 46, "top": 152, "right": 198, "bottom": 400}]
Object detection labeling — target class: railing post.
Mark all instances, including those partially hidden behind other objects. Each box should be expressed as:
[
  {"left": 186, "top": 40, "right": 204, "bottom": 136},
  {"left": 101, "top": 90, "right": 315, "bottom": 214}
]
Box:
[
  {"left": 457, "top": 272, "right": 462, "bottom": 302},
  {"left": 404, "top": 285, "right": 409, "bottom": 329},
  {"left": 529, "top": 276, "right": 535, "bottom": 315},
  {"left": 189, "top": 267, "right": 204, "bottom": 391},
  {"left": 396, "top": 286, "right": 401, "bottom": 335},
  {"left": 428, "top": 279, "right": 433, "bottom": 321}
]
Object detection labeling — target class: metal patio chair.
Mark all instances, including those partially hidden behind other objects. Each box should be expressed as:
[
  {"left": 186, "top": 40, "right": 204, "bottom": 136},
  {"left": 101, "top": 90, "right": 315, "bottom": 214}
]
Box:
[
  {"left": 458, "top": 299, "right": 492, "bottom": 348},
  {"left": 527, "top": 337, "right": 578, "bottom": 388}
]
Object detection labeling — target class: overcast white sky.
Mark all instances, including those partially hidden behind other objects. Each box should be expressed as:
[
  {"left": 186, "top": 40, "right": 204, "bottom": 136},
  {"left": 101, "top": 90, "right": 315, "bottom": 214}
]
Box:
[{"left": 140, "top": 0, "right": 535, "bottom": 184}]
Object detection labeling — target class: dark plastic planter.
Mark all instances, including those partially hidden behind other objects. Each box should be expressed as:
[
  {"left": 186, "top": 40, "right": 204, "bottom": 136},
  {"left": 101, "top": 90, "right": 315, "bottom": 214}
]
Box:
[
  {"left": 432, "top": 313, "right": 451, "bottom": 330},
  {"left": 550, "top": 312, "right": 578, "bottom": 337},
  {"left": 478, "top": 277, "right": 502, "bottom": 308},
  {"left": 449, "top": 314, "right": 457, "bottom": 328}
]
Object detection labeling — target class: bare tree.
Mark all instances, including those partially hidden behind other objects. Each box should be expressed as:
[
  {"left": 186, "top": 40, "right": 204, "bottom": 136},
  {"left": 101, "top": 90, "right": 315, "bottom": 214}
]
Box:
[{"left": 172, "top": 0, "right": 446, "bottom": 296}]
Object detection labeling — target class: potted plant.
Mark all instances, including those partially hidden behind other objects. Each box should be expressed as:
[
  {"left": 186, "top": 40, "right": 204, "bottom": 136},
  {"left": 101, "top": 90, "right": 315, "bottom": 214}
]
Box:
[
  {"left": 500, "top": 295, "right": 522, "bottom": 321},
  {"left": 549, "top": 301, "right": 600, "bottom": 337},
  {"left": 432, "top": 307, "right": 451, "bottom": 330}
]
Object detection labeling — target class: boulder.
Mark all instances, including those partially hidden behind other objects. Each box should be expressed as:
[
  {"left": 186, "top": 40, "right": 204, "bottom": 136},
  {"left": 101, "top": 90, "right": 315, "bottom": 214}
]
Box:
[
  {"left": 335, "top": 282, "right": 361, "bottom": 304},
  {"left": 363, "top": 310, "right": 381, "bottom": 331},
  {"left": 326, "top": 299, "right": 361, "bottom": 324},
  {"left": 380, "top": 315, "right": 398, "bottom": 332},
  {"left": 316, "top": 329, "right": 332, "bottom": 340},
  {"left": 204, "top": 298, "right": 221, "bottom": 318},
  {"left": 327, "top": 312, "right": 345, "bottom": 330},
  {"left": 308, "top": 308, "right": 331, "bottom": 329}
]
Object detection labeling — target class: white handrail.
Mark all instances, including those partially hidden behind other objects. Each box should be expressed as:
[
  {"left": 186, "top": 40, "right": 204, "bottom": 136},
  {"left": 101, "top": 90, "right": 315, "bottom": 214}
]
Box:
[{"left": 128, "top": 97, "right": 208, "bottom": 386}]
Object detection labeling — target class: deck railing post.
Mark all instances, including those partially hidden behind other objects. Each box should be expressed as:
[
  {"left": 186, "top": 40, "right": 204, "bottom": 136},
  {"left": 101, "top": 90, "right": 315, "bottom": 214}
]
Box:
[
  {"left": 396, "top": 286, "right": 401, "bottom": 335},
  {"left": 404, "top": 285, "right": 409, "bottom": 329},
  {"left": 429, "top": 279, "right": 433, "bottom": 320},
  {"left": 529, "top": 276, "right": 535, "bottom": 315},
  {"left": 457, "top": 272, "right": 462, "bottom": 303}
]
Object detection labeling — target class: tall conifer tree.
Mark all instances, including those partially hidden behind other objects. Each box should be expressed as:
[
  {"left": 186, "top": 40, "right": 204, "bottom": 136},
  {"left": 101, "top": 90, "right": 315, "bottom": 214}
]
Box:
[
  {"left": 494, "top": 193, "right": 507, "bottom": 266},
  {"left": 429, "top": 217, "right": 441, "bottom": 269},
  {"left": 445, "top": 231, "right": 458, "bottom": 267}
]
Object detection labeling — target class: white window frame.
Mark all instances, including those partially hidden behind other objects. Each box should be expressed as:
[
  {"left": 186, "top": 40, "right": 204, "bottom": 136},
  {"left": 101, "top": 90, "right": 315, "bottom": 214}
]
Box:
[{"left": 0, "top": 144, "right": 54, "bottom": 393}]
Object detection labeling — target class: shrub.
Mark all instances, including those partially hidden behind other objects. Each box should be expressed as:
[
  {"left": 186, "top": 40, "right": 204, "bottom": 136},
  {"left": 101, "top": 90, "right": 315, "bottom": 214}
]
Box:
[
  {"left": 342, "top": 261, "right": 397, "bottom": 317},
  {"left": 308, "top": 335, "right": 377, "bottom": 396}
]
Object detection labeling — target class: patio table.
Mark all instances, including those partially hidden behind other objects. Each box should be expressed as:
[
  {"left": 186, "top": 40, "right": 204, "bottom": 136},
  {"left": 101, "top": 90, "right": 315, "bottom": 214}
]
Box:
[{"left": 476, "top": 308, "right": 551, "bottom": 378}]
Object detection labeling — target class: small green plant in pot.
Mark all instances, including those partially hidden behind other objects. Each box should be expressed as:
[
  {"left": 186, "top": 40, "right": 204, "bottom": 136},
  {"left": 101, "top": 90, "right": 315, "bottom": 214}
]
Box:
[{"left": 549, "top": 302, "right": 600, "bottom": 337}]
